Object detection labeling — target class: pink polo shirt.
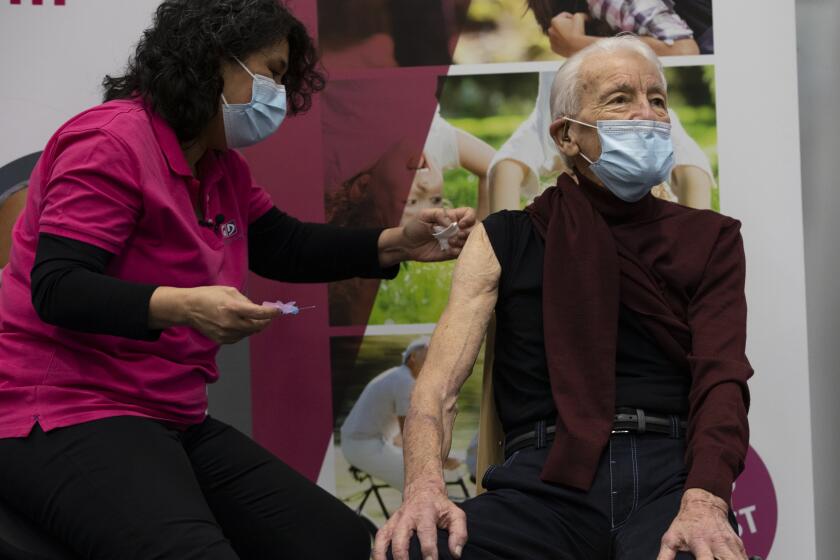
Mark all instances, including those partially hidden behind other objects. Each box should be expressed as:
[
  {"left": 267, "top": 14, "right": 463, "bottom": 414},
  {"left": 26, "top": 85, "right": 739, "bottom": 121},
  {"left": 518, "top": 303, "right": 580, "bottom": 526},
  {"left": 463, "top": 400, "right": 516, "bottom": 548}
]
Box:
[{"left": 0, "top": 97, "right": 273, "bottom": 438}]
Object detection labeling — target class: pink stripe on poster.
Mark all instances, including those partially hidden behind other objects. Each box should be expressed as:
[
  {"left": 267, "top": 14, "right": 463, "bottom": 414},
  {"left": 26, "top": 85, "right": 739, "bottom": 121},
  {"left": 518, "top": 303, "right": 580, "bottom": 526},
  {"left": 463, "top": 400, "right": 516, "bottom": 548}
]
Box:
[{"left": 246, "top": 1, "right": 458, "bottom": 483}]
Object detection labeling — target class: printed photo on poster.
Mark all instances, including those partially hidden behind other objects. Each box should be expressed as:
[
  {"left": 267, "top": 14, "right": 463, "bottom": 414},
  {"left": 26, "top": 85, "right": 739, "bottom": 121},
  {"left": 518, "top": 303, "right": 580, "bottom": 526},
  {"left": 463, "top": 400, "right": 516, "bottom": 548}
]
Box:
[
  {"left": 317, "top": 0, "right": 469, "bottom": 72},
  {"left": 351, "top": 65, "right": 718, "bottom": 327},
  {"left": 454, "top": 0, "right": 714, "bottom": 64},
  {"left": 331, "top": 334, "right": 482, "bottom": 526},
  {"left": 316, "top": 0, "right": 713, "bottom": 72}
]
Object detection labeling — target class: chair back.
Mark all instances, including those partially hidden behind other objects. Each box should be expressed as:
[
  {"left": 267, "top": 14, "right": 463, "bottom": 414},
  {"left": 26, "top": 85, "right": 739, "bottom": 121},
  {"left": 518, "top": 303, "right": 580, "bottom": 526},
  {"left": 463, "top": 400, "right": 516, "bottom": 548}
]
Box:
[{"left": 0, "top": 152, "right": 41, "bottom": 200}]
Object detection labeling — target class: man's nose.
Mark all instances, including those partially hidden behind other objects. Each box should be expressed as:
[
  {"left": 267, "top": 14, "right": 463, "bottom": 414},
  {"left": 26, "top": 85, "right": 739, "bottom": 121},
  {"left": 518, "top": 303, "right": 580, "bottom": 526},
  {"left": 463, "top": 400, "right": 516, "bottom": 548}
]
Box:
[{"left": 630, "top": 100, "right": 658, "bottom": 120}]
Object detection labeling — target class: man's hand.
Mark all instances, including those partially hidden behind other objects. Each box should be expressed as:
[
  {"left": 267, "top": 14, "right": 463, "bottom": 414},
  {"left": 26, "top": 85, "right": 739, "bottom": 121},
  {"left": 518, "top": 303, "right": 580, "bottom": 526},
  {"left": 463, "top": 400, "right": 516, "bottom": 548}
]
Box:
[
  {"left": 379, "top": 207, "right": 476, "bottom": 266},
  {"left": 548, "top": 12, "right": 589, "bottom": 58},
  {"left": 373, "top": 480, "right": 467, "bottom": 560},
  {"left": 657, "top": 488, "right": 747, "bottom": 560}
]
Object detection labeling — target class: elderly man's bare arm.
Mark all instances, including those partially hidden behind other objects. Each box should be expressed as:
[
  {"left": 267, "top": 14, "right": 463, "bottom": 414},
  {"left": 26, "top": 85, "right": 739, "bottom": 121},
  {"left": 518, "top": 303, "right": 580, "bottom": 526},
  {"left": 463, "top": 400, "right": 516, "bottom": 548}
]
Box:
[{"left": 374, "top": 223, "right": 500, "bottom": 560}]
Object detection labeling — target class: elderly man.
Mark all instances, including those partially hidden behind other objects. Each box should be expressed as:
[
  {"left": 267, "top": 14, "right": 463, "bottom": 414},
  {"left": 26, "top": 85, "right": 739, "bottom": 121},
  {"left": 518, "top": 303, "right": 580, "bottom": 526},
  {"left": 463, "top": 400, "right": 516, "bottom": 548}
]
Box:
[{"left": 376, "top": 36, "right": 751, "bottom": 560}]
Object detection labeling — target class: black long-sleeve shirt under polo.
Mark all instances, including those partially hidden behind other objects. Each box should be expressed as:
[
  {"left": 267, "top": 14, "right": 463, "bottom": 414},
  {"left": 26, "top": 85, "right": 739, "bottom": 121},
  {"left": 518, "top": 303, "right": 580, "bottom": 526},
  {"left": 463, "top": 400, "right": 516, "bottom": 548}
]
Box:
[{"left": 30, "top": 207, "right": 398, "bottom": 340}]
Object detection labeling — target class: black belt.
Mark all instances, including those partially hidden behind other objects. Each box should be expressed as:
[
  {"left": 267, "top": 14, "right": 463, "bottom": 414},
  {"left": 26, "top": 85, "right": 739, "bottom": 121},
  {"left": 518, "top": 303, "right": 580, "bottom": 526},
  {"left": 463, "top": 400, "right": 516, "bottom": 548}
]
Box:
[{"left": 503, "top": 409, "right": 687, "bottom": 459}]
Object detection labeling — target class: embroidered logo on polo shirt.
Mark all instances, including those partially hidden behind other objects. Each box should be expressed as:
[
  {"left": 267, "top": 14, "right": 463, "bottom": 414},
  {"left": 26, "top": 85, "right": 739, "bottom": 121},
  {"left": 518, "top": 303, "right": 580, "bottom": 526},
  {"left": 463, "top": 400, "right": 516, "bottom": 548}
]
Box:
[{"left": 221, "top": 220, "right": 239, "bottom": 239}]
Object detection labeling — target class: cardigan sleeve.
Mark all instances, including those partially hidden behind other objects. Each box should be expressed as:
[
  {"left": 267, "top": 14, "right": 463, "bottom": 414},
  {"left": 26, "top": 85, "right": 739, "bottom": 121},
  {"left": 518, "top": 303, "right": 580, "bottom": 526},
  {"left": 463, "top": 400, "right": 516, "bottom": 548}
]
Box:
[{"left": 684, "top": 218, "right": 753, "bottom": 503}]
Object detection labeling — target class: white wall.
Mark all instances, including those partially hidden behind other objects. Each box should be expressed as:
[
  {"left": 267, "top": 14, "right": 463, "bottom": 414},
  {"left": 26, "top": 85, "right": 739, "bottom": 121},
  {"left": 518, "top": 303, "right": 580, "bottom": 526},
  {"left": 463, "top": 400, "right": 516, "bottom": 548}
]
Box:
[
  {"left": 796, "top": 1, "right": 840, "bottom": 558},
  {"left": 0, "top": 0, "right": 160, "bottom": 165}
]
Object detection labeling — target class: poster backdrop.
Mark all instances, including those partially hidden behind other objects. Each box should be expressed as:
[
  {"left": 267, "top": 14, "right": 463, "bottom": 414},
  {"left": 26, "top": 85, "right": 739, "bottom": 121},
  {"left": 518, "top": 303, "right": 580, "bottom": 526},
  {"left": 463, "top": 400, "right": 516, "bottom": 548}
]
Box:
[{"left": 0, "top": 0, "right": 813, "bottom": 557}]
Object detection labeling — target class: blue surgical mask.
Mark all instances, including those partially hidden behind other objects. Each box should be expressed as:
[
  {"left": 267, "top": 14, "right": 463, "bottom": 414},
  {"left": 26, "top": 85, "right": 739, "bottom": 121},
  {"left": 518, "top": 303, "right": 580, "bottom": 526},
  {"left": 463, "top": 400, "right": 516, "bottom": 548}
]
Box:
[
  {"left": 221, "top": 57, "right": 287, "bottom": 148},
  {"left": 564, "top": 117, "right": 675, "bottom": 202}
]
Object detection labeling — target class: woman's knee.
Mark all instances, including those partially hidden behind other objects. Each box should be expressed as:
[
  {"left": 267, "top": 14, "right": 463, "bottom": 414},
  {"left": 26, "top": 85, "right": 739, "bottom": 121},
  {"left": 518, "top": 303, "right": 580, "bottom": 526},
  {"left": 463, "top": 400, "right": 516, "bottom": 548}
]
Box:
[{"left": 320, "top": 511, "right": 371, "bottom": 559}]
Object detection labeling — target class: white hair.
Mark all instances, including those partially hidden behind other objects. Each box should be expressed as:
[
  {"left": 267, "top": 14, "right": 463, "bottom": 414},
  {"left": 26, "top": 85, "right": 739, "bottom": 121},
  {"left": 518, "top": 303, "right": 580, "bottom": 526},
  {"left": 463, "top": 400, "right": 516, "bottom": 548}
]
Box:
[
  {"left": 402, "top": 336, "right": 430, "bottom": 364},
  {"left": 549, "top": 35, "right": 667, "bottom": 121}
]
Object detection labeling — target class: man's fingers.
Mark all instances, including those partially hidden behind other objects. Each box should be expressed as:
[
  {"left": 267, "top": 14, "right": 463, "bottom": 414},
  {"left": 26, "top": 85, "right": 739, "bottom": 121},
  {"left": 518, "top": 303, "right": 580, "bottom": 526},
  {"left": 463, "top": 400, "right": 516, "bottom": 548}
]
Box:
[
  {"left": 656, "top": 532, "right": 682, "bottom": 560},
  {"left": 373, "top": 523, "right": 394, "bottom": 560},
  {"left": 390, "top": 520, "right": 415, "bottom": 560},
  {"left": 709, "top": 534, "right": 747, "bottom": 560},
  {"left": 688, "top": 540, "right": 714, "bottom": 560},
  {"left": 443, "top": 506, "right": 468, "bottom": 558},
  {"left": 416, "top": 515, "right": 439, "bottom": 560},
  {"left": 656, "top": 545, "right": 677, "bottom": 560}
]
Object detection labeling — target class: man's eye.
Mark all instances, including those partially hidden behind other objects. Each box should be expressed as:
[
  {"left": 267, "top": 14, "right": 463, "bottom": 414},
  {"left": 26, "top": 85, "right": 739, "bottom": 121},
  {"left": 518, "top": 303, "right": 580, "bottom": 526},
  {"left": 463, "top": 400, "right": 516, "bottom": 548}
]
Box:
[
  {"left": 407, "top": 199, "right": 417, "bottom": 206},
  {"left": 610, "top": 96, "right": 628, "bottom": 104},
  {"left": 431, "top": 197, "right": 443, "bottom": 205},
  {"left": 652, "top": 97, "right": 666, "bottom": 107}
]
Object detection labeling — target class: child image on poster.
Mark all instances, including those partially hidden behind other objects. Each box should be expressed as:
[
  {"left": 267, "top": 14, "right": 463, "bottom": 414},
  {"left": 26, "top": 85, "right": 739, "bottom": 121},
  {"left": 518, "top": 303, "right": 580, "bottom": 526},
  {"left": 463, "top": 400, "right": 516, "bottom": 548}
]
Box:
[
  {"left": 454, "top": 0, "right": 713, "bottom": 64},
  {"left": 401, "top": 111, "right": 495, "bottom": 224},
  {"left": 326, "top": 111, "right": 494, "bottom": 326}
]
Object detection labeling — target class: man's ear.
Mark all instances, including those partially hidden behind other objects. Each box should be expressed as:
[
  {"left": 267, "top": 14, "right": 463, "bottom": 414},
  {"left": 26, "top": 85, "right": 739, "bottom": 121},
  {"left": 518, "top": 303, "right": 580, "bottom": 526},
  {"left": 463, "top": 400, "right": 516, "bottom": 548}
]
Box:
[{"left": 550, "top": 117, "right": 580, "bottom": 159}]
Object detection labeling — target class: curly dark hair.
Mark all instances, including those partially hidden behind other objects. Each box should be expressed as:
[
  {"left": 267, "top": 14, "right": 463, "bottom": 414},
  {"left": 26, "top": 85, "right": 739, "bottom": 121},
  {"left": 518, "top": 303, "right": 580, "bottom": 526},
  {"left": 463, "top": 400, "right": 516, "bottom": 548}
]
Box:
[{"left": 103, "top": 0, "right": 325, "bottom": 141}]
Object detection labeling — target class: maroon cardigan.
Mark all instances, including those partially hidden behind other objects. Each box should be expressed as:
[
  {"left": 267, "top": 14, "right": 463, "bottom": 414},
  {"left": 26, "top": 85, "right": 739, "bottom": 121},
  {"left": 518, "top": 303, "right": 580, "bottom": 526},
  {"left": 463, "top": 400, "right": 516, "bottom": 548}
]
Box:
[{"left": 526, "top": 172, "right": 752, "bottom": 502}]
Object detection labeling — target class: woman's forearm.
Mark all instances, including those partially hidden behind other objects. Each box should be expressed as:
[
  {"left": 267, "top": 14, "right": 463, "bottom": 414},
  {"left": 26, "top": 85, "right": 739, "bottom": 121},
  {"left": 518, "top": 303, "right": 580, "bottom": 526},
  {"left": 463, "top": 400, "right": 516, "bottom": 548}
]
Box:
[
  {"left": 249, "top": 208, "right": 398, "bottom": 282},
  {"left": 148, "top": 286, "right": 189, "bottom": 330}
]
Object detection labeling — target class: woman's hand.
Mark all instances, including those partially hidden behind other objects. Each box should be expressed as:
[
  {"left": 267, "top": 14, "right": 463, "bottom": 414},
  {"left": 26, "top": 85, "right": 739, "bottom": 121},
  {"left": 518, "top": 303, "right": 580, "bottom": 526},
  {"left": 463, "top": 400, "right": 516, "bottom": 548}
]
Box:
[
  {"left": 378, "top": 207, "right": 476, "bottom": 267},
  {"left": 150, "top": 286, "right": 280, "bottom": 344}
]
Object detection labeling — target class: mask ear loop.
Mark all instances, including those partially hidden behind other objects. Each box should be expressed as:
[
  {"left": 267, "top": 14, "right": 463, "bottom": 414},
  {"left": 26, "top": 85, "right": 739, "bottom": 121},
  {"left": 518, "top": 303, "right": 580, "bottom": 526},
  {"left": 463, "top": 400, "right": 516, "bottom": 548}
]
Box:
[
  {"left": 561, "top": 116, "right": 598, "bottom": 164},
  {"left": 221, "top": 57, "right": 259, "bottom": 106},
  {"left": 233, "top": 56, "right": 257, "bottom": 79},
  {"left": 562, "top": 116, "right": 598, "bottom": 129}
]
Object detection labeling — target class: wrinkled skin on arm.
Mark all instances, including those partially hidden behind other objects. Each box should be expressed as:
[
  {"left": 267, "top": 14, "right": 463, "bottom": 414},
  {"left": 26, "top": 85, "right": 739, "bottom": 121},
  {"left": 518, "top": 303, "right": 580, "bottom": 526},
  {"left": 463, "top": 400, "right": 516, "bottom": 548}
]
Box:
[{"left": 374, "top": 224, "right": 500, "bottom": 560}]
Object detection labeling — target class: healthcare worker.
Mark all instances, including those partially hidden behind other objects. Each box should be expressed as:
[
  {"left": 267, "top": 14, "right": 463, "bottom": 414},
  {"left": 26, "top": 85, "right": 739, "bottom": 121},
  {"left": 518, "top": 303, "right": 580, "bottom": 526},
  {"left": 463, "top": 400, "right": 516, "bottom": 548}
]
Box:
[{"left": 0, "top": 1, "right": 473, "bottom": 559}]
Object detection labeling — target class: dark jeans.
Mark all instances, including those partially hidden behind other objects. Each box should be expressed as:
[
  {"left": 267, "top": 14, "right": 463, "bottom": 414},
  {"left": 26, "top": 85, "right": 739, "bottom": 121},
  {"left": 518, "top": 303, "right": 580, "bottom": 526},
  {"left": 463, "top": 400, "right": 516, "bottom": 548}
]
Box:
[
  {"left": 394, "top": 432, "right": 736, "bottom": 560},
  {"left": 0, "top": 416, "right": 370, "bottom": 560}
]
